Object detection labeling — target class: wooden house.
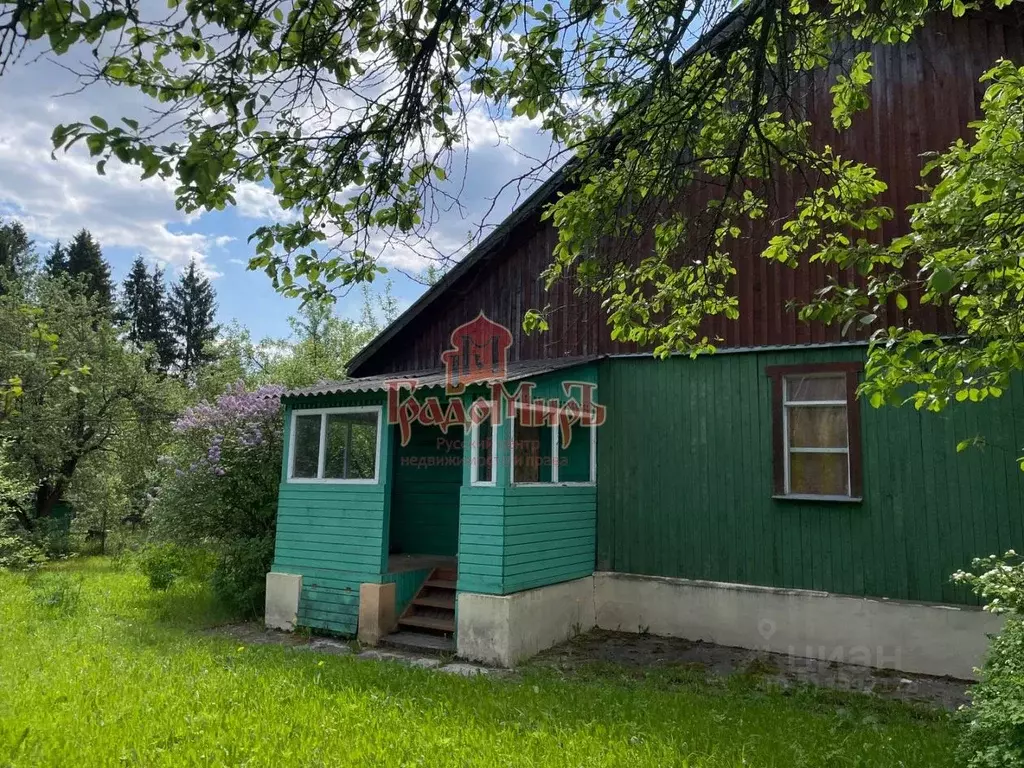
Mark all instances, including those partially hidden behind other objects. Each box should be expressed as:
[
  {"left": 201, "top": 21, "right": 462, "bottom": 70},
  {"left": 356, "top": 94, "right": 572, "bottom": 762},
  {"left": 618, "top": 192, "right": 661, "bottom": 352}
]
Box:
[{"left": 265, "top": 7, "right": 1024, "bottom": 677}]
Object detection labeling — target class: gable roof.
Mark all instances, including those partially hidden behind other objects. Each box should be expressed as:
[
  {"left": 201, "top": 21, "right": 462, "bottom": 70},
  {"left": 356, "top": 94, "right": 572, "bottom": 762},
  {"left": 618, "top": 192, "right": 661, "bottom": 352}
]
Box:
[
  {"left": 346, "top": 163, "right": 573, "bottom": 376},
  {"left": 345, "top": 3, "right": 754, "bottom": 377}
]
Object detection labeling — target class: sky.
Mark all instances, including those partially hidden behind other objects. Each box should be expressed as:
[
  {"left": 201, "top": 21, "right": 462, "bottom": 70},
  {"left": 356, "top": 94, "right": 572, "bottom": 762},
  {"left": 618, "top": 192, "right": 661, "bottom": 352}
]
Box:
[{"left": 0, "top": 43, "right": 559, "bottom": 342}]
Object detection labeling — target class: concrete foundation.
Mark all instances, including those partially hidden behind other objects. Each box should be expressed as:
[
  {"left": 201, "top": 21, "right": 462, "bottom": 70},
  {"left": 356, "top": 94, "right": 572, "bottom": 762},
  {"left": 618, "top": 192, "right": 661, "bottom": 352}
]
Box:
[
  {"left": 457, "top": 577, "right": 596, "bottom": 666},
  {"left": 265, "top": 572, "right": 302, "bottom": 631},
  {"left": 593, "top": 572, "right": 1003, "bottom": 680},
  {"left": 358, "top": 582, "right": 397, "bottom": 646},
  {"left": 454, "top": 571, "right": 1002, "bottom": 678}
]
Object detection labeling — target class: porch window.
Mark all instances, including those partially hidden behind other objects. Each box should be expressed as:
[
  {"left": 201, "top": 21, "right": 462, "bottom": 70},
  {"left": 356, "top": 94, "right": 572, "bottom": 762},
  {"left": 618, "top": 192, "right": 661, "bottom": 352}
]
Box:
[
  {"left": 469, "top": 401, "right": 497, "bottom": 485},
  {"left": 766, "top": 363, "right": 863, "bottom": 501},
  {"left": 287, "top": 406, "right": 381, "bottom": 483},
  {"left": 510, "top": 404, "right": 596, "bottom": 485}
]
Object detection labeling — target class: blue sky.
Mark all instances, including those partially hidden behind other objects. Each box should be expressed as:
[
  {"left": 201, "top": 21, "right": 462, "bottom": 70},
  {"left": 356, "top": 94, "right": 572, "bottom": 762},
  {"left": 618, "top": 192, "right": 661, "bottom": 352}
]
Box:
[{"left": 0, "top": 48, "right": 560, "bottom": 341}]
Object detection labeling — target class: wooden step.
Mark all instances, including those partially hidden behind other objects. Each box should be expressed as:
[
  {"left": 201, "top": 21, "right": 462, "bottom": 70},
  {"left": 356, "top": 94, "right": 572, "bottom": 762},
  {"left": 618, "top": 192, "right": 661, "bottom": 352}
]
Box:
[
  {"left": 413, "top": 594, "right": 456, "bottom": 610},
  {"left": 398, "top": 614, "right": 455, "bottom": 632},
  {"left": 433, "top": 568, "right": 457, "bottom": 582},
  {"left": 424, "top": 579, "right": 456, "bottom": 590}
]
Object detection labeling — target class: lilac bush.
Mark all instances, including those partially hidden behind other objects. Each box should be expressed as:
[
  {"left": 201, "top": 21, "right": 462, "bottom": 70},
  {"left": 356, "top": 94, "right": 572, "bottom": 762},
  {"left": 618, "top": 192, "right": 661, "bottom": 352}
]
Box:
[{"left": 151, "top": 383, "right": 284, "bottom": 615}]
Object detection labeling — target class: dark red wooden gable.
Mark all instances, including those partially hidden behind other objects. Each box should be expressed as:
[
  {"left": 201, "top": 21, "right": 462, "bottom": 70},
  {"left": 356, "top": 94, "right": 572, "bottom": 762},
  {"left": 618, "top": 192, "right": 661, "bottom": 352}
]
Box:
[{"left": 352, "top": 9, "right": 1024, "bottom": 377}]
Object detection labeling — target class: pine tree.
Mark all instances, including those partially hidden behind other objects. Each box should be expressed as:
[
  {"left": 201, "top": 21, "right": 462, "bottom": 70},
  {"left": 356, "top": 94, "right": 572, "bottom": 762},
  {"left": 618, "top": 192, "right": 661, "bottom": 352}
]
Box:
[
  {"left": 43, "top": 241, "right": 67, "bottom": 277},
  {"left": 64, "top": 229, "right": 113, "bottom": 306},
  {"left": 170, "top": 258, "right": 220, "bottom": 376}
]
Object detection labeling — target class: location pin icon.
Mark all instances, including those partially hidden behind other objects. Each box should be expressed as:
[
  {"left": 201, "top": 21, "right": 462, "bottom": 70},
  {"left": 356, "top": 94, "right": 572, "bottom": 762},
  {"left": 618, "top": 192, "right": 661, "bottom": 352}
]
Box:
[{"left": 757, "top": 618, "right": 777, "bottom": 642}]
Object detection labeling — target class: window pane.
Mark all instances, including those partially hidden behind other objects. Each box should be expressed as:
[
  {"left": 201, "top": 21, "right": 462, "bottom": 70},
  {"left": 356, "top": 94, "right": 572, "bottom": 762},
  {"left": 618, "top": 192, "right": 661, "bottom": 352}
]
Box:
[
  {"left": 324, "top": 412, "right": 378, "bottom": 480},
  {"left": 292, "top": 414, "right": 321, "bottom": 478},
  {"left": 789, "top": 452, "right": 849, "bottom": 496},
  {"left": 559, "top": 425, "right": 593, "bottom": 482},
  {"left": 788, "top": 406, "right": 848, "bottom": 448},
  {"left": 786, "top": 375, "right": 846, "bottom": 402},
  {"left": 513, "top": 416, "right": 553, "bottom": 483},
  {"left": 473, "top": 418, "right": 493, "bottom": 483}
]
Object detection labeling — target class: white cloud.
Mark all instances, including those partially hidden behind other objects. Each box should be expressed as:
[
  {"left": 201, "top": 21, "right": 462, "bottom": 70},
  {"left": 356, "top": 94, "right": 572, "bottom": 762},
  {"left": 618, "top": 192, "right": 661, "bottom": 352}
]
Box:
[
  {"left": 0, "top": 61, "right": 234, "bottom": 278},
  {"left": 234, "top": 181, "right": 291, "bottom": 221}
]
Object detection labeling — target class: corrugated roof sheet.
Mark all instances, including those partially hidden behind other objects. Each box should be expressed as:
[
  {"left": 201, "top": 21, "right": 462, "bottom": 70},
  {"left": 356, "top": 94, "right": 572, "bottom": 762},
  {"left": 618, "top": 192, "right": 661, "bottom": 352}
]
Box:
[{"left": 282, "top": 356, "right": 600, "bottom": 399}]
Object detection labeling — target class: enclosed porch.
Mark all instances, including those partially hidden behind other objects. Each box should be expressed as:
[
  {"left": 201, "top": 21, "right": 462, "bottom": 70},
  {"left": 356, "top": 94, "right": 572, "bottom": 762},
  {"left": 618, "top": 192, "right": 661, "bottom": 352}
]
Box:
[{"left": 265, "top": 359, "right": 601, "bottom": 657}]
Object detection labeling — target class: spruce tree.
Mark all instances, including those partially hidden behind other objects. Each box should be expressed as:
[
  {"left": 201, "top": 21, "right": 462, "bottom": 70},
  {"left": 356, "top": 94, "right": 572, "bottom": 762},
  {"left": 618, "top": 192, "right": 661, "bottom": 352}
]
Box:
[
  {"left": 65, "top": 229, "right": 113, "bottom": 306},
  {"left": 0, "top": 220, "right": 33, "bottom": 278},
  {"left": 119, "top": 256, "right": 150, "bottom": 345},
  {"left": 146, "top": 265, "right": 178, "bottom": 371},
  {"left": 170, "top": 258, "right": 220, "bottom": 376},
  {"left": 118, "top": 257, "right": 178, "bottom": 372},
  {"left": 43, "top": 241, "right": 67, "bottom": 277}
]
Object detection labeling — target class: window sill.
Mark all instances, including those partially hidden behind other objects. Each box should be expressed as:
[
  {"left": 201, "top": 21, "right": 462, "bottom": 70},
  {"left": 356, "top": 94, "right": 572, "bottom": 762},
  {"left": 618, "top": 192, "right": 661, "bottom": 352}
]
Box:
[{"left": 772, "top": 494, "right": 863, "bottom": 504}]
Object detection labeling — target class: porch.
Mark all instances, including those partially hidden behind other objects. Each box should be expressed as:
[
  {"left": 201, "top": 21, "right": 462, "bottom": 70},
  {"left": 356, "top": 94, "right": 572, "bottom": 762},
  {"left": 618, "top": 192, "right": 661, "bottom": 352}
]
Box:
[{"left": 265, "top": 358, "right": 601, "bottom": 656}]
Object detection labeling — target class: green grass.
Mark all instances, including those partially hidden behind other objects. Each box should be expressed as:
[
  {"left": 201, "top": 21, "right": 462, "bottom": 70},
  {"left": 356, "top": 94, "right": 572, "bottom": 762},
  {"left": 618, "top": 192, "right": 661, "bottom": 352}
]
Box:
[{"left": 0, "top": 560, "right": 957, "bottom": 767}]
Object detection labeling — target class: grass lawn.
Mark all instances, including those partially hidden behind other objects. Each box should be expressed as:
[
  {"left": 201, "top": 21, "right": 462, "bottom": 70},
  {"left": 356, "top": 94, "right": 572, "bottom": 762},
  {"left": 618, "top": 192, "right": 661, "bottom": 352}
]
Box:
[{"left": 0, "top": 560, "right": 958, "bottom": 767}]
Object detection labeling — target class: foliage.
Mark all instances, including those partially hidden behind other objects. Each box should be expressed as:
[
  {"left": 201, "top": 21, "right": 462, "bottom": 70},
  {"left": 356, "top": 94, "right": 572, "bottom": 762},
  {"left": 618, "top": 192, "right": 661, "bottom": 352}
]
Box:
[
  {"left": 209, "top": 535, "right": 276, "bottom": 616},
  {"left": 136, "top": 543, "right": 216, "bottom": 591},
  {"left": 119, "top": 256, "right": 177, "bottom": 371},
  {"left": 5, "top": 0, "right": 1023, "bottom": 441},
  {"left": 151, "top": 383, "right": 283, "bottom": 614},
  {"left": 62, "top": 229, "right": 113, "bottom": 308},
  {"left": 0, "top": 445, "right": 45, "bottom": 569},
  {"left": 0, "top": 276, "right": 178, "bottom": 529},
  {"left": 802, "top": 60, "right": 1024, "bottom": 420},
  {"left": 953, "top": 550, "right": 1024, "bottom": 616},
  {"left": 0, "top": 561, "right": 957, "bottom": 767},
  {"left": 201, "top": 285, "right": 396, "bottom": 394},
  {"left": 170, "top": 258, "right": 220, "bottom": 377},
  {"left": 953, "top": 551, "right": 1024, "bottom": 768},
  {"left": 0, "top": 219, "right": 34, "bottom": 282}
]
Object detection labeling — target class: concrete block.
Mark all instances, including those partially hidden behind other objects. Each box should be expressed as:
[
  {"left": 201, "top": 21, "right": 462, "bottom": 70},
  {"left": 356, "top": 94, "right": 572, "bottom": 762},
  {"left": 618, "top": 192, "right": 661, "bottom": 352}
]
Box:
[
  {"left": 357, "top": 582, "right": 396, "bottom": 646},
  {"left": 457, "top": 576, "right": 596, "bottom": 667},
  {"left": 265, "top": 572, "right": 302, "bottom": 631}
]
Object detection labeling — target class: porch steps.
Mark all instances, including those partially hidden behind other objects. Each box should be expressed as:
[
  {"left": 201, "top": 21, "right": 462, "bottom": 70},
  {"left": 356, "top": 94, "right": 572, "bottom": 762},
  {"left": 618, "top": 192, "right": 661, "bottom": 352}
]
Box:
[
  {"left": 380, "top": 631, "right": 455, "bottom": 655},
  {"left": 392, "top": 565, "right": 457, "bottom": 643}
]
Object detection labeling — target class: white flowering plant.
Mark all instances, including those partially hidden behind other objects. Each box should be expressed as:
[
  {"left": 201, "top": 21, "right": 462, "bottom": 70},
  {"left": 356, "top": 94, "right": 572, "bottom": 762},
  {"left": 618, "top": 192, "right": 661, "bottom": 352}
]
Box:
[{"left": 953, "top": 551, "right": 1024, "bottom": 616}]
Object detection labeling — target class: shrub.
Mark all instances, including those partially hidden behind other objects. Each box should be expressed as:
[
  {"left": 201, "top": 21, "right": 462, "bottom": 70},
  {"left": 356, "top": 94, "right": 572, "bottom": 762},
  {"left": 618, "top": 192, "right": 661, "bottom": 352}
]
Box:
[
  {"left": 211, "top": 535, "right": 275, "bottom": 617},
  {"left": 136, "top": 543, "right": 218, "bottom": 591},
  {"left": 954, "top": 551, "right": 1024, "bottom": 768},
  {"left": 137, "top": 543, "right": 186, "bottom": 590},
  {"left": 0, "top": 516, "right": 46, "bottom": 570},
  {"left": 150, "top": 383, "right": 283, "bottom": 615}
]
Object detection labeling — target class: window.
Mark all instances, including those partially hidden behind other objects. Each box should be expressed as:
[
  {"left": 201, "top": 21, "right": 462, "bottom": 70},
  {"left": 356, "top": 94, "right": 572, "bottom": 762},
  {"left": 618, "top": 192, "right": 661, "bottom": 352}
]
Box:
[
  {"left": 287, "top": 407, "right": 381, "bottom": 483},
  {"left": 766, "top": 363, "right": 862, "bottom": 500},
  {"left": 469, "top": 401, "right": 497, "bottom": 485},
  {"left": 510, "top": 404, "right": 596, "bottom": 485}
]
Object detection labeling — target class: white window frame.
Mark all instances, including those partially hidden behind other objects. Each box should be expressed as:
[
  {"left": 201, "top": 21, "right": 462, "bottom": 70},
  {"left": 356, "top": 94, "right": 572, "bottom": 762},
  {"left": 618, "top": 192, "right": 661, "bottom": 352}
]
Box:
[
  {"left": 782, "top": 374, "right": 851, "bottom": 499},
  {"left": 287, "top": 405, "right": 383, "bottom": 484},
  {"left": 469, "top": 401, "right": 498, "bottom": 487},
  {"left": 509, "top": 403, "right": 597, "bottom": 487}
]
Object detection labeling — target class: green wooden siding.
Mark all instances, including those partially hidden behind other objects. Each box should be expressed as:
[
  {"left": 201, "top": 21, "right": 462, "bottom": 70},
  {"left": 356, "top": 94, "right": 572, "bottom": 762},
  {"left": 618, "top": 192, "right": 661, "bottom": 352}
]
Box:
[
  {"left": 389, "top": 421, "right": 462, "bottom": 556},
  {"left": 271, "top": 400, "right": 393, "bottom": 635},
  {"left": 597, "top": 348, "right": 1024, "bottom": 605},
  {"left": 457, "top": 365, "right": 600, "bottom": 595},
  {"left": 457, "top": 486, "right": 597, "bottom": 594}
]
